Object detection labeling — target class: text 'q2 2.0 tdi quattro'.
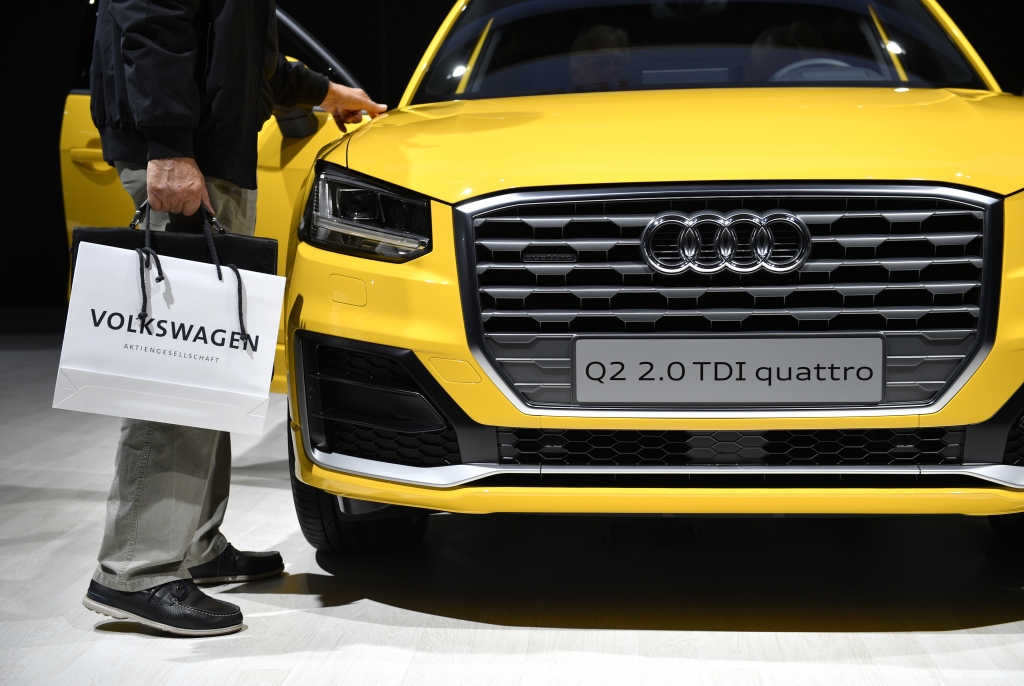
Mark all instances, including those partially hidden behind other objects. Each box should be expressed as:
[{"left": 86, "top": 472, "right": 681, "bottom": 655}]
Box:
[{"left": 285, "top": 0, "right": 1024, "bottom": 553}]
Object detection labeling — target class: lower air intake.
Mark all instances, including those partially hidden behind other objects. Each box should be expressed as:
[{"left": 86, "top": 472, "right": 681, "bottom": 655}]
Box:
[
  {"left": 1004, "top": 409, "right": 1024, "bottom": 467},
  {"left": 498, "top": 427, "right": 965, "bottom": 466},
  {"left": 301, "top": 340, "right": 461, "bottom": 467}
]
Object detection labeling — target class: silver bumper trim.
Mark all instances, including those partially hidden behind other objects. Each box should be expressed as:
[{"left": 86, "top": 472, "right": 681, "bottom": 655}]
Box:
[
  {"left": 304, "top": 441, "right": 539, "bottom": 488},
  {"left": 919, "top": 464, "right": 1024, "bottom": 489},
  {"left": 299, "top": 431, "right": 1024, "bottom": 490}
]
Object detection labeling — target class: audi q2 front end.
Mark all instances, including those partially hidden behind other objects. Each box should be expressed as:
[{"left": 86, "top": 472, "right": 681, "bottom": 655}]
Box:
[{"left": 283, "top": 0, "right": 1024, "bottom": 553}]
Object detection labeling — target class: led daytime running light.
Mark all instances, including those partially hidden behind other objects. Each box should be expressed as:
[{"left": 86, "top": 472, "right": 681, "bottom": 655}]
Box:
[{"left": 312, "top": 213, "right": 428, "bottom": 251}]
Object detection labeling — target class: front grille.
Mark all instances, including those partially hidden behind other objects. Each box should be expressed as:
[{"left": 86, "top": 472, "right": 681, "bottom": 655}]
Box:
[
  {"left": 498, "top": 427, "right": 965, "bottom": 466},
  {"left": 303, "top": 343, "right": 461, "bottom": 467},
  {"left": 469, "top": 189, "right": 991, "bottom": 408},
  {"left": 1004, "top": 409, "right": 1024, "bottom": 467}
]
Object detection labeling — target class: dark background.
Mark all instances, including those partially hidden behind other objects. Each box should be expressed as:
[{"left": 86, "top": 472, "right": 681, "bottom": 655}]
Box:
[{"left": 3, "top": 0, "right": 1021, "bottom": 331}]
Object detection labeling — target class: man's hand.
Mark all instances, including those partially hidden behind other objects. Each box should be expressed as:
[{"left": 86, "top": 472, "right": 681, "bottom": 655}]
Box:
[
  {"left": 319, "top": 83, "right": 387, "bottom": 132},
  {"left": 147, "top": 158, "right": 212, "bottom": 216}
]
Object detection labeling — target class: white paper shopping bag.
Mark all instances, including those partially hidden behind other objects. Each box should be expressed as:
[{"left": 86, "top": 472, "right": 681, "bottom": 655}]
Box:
[{"left": 54, "top": 241, "right": 286, "bottom": 435}]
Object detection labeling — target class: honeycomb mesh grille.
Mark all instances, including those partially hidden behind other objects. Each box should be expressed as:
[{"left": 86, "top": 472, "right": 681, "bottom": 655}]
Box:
[
  {"left": 316, "top": 346, "right": 414, "bottom": 388},
  {"left": 471, "top": 192, "right": 987, "bottom": 408},
  {"left": 323, "top": 421, "right": 460, "bottom": 467},
  {"left": 498, "top": 427, "right": 965, "bottom": 466},
  {"left": 307, "top": 344, "right": 460, "bottom": 467},
  {"left": 1004, "top": 409, "right": 1024, "bottom": 467}
]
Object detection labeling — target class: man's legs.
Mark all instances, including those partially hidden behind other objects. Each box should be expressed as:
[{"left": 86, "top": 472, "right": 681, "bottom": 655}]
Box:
[
  {"left": 94, "top": 163, "right": 258, "bottom": 590},
  {"left": 93, "top": 423, "right": 230, "bottom": 590},
  {"left": 182, "top": 430, "right": 232, "bottom": 569},
  {"left": 203, "top": 176, "right": 258, "bottom": 235}
]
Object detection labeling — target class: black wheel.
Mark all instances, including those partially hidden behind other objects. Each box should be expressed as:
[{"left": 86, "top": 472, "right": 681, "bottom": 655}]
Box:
[
  {"left": 989, "top": 513, "right": 1024, "bottom": 546},
  {"left": 288, "top": 429, "right": 429, "bottom": 554}
]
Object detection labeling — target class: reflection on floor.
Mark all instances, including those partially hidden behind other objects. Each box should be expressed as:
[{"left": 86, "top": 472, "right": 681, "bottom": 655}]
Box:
[{"left": 1, "top": 335, "right": 1022, "bottom": 685}]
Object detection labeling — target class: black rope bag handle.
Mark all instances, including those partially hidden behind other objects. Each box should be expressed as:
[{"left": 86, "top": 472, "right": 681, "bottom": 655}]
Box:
[
  {"left": 225, "top": 264, "right": 247, "bottom": 340},
  {"left": 132, "top": 206, "right": 165, "bottom": 322},
  {"left": 199, "top": 207, "right": 248, "bottom": 339},
  {"left": 130, "top": 202, "right": 247, "bottom": 338}
]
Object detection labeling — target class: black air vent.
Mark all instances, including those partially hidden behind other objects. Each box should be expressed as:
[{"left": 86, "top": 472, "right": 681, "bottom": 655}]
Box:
[
  {"left": 1004, "top": 409, "right": 1024, "bottom": 467},
  {"left": 498, "top": 427, "right": 965, "bottom": 467},
  {"left": 302, "top": 342, "right": 460, "bottom": 467}
]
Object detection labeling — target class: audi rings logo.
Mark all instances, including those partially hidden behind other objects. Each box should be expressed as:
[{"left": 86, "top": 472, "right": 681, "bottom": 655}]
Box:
[{"left": 640, "top": 210, "right": 813, "bottom": 275}]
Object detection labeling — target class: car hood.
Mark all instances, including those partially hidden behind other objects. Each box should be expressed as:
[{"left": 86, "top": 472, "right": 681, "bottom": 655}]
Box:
[{"left": 341, "top": 88, "right": 1024, "bottom": 202}]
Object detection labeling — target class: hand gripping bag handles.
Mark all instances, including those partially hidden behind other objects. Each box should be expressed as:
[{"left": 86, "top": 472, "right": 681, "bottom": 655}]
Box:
[{"left": 55, "top": 205, "right": 286, "bottom": 435}]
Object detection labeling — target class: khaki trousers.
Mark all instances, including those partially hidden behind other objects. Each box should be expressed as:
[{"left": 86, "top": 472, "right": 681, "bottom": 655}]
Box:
[{"left": 93, "top": 163, "right": 258, "bottom": 591}]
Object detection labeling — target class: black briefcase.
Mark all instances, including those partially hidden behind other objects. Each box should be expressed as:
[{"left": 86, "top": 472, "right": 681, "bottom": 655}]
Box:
[{"left": 71, "top": 204, "right": 278, "bottom": 278}]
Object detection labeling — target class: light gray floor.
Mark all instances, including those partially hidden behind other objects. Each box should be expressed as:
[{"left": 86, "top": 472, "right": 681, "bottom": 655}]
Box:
[{"left": 1, "top": 335, "right": 1022, "bottom": 685}]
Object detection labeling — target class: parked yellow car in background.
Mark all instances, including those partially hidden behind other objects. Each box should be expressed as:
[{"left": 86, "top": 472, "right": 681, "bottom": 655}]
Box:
[{"left": 281, "top": 0, "right": 1024, "bottom": 553}]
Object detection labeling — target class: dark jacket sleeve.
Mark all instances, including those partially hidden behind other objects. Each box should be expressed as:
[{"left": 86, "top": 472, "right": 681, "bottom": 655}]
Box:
[
  {"left": 269, "top": 53, "right": 331, "bottom": 109},
  {"left": 107, "top": 0, "right": 201, "bottom": 159}
]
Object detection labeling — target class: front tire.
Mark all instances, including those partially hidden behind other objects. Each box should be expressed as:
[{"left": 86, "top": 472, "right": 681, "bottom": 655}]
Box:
[{"left": 288, "top": 428, "right": 429, "bottom": 554}]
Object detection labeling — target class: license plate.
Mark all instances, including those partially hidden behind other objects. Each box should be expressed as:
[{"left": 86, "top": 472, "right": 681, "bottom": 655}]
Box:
[{"left": 574, "top": 337, "right": 884, "bottom": 405}]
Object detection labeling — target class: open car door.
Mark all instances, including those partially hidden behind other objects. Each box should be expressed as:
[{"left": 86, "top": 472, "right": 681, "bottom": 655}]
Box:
[{"left": 59, "top": 3, "right": 368, "bottom": 392}]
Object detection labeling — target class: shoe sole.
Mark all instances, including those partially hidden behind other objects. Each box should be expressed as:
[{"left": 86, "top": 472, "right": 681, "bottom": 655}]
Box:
[
  {"left": 191, "top": 565, "right": 285, "bottom": 585},
  {"left": 82, "top": 597, "right": 242, "bottom": 637}
]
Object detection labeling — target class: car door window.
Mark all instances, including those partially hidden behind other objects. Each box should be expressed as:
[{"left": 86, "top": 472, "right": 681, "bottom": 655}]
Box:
[{"left": 276, "top": 6, "right": 362, "bottom": 88}]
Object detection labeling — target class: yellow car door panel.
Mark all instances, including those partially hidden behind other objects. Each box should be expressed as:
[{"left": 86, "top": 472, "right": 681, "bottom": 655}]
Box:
[{"left": 59, "top": 93, "right": 135, "bottom": 245}]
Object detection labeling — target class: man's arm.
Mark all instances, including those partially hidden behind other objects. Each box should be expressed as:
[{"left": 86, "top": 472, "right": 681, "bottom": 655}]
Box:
[
  {"left": 270, "top": 55, "right": 387, "bottom": 132},
  {"left": 108, "top": 0, "right": 209, "bottom": 215},
  {"left": 269, "top": 54, "right": 331, "bottom": 109}
]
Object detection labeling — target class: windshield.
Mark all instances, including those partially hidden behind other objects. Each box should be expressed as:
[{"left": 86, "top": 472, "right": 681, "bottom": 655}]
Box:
[{"left": 411, "top": 0, "right": 986, "bottom": 104}]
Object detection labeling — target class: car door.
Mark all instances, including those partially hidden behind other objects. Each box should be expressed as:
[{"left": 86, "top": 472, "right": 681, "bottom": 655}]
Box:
[{"left": 59, "top": 2, "right": 367, "bottom": 392}]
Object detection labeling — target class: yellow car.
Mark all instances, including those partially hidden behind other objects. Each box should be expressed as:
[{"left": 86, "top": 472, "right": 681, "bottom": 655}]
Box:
[{"left": 284, "top": 0, "right": 1024, "bottom": 552}]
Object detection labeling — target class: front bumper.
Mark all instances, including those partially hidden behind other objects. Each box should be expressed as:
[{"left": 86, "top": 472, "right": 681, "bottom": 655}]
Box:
[
  {"left": 285, "top": 194, "right": 1024, "bottom": 515},
  {"left": 291, "top": 448, "right": 1024, "bottom": 515}
]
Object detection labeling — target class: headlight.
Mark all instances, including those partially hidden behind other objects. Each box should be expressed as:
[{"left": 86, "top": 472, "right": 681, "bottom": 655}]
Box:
[{"left": 303, "top": 162, "right": 431, "bottom": 262}]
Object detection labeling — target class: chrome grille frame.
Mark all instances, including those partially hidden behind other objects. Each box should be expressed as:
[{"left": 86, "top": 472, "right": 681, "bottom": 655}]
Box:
[{"left": 454, "top": 184, "right": 1003, "bottom": 418}]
